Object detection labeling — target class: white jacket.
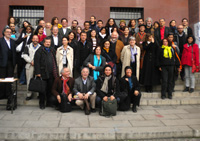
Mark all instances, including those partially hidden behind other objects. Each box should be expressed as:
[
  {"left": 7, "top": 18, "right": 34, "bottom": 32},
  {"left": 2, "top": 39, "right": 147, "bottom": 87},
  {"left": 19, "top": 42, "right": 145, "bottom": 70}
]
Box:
[
  {"left": 22, "top": 43, "right": 41, "bottom": 70},
  {"left": 56, "top": 46, "right": 74, "bottom": 77}
]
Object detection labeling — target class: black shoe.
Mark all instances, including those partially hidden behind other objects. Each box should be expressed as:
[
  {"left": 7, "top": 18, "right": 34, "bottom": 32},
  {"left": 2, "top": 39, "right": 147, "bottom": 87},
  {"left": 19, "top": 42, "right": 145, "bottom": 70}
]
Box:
[
  {"left": 183, "top": 87, "right": 189, "bottom": 92},
  {"left": 161, "top": 96, "right": 166, "bottom": 99},
  {"left": 132, "top": 106, "right": 137, "bottom": 113},
  {"left": 168, "top": 96, "right": 172, "bottom": 99},
  {"left": 189, "top": 88, "right": 194, "bottom": 93},
  {"left": 40, "top": 104, "right": 45, "bottom": 110},
  {"left": 91, "top": 108, "right": 96, "bottom": 113},
  {"left": 26, "top": 96, "right": 32, "bottom": 101},
  {"left": 6, "top": 105, "right": 12, "bottom": 110},
  {"left": 85, "top": 107, "right": 91, "bottom": 115}
]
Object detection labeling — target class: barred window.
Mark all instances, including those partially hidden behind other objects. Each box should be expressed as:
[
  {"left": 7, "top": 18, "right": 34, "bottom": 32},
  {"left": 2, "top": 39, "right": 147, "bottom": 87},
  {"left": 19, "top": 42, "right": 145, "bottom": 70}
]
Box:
[
  {"left": 110, "top": 7, "right": 144, "bottom": 26},
  {"left": 10, "top": 6, "right": 44, "bottom": 27}
]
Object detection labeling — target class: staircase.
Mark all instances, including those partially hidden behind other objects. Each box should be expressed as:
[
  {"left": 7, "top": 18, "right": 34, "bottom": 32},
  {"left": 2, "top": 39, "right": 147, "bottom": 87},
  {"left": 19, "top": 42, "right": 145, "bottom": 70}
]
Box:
[{"left": 1, "top": 73, "right": 200, "bottom": 107}]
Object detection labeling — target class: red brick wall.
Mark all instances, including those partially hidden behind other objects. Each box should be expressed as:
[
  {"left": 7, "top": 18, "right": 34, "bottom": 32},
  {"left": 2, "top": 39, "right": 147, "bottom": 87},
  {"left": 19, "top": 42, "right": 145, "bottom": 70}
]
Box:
[{"left": 189, "top": 0, "right": 199, "bottom": 30}]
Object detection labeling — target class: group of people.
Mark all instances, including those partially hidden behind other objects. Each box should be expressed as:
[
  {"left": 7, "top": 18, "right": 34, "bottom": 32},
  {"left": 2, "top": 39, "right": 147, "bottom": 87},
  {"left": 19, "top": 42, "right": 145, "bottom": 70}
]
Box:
[{"left": 0, "top": 15, "right": 199, "bottom": 115}]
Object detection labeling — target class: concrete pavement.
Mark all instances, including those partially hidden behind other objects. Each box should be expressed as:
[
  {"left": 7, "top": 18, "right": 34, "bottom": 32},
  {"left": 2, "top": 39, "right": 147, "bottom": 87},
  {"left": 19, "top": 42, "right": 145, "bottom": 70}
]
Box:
[{"left": 0, "top": 105, "right": 200, "bottom": 140}]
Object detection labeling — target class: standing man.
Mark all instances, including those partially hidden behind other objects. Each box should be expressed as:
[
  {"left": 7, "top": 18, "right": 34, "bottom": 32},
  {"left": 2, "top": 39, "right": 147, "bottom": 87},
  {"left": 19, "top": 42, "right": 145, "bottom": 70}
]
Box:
[
  {"left": 182, "top": 18, "right": 193, "bottom": 37},
  {"left": 96, "top": 20, "right": 103, "bottom": 33},
  {"left": 68, "top": 20, "right": 78, "bottom": 33},
  {"left": 38, "top": 20, "right": 51, "bottom": 36},
  {"left": 110, "top": 31, "right": 124, "bottom": 79},
  {"left": 135, "top": 18, "right": 144, "bottom": 33},
  {"left": 58, "top": 18, "right": 71, "bottom": 38},
  {"left": 73, "top": 67, "right": 96, "bottom": 115},
  {"left": 34, "top": 37, "right": 58, "bottom": 109},
  {"left": 145, "top": 17, "right": 154, "bottom": 36},
  {"left": 154, "top": 18, "right": 171, "bottom": 47},
  {"left": 9, "top": 23, "right": 20, "bottom": 41},
  {"left": 0, "top": 27, "right": 16, "bottom": 110},
  {"left": 89, "top": 15, "right": 97, "bottom": 30},
  {"left": 76, "top": 31, "right": 93, "bottom": 73},
  {"left": 47, "top": 26, "right": 62, "bottom": 50},
  {"left": 83, "top": 21, "right": 91, "bottom": 38},
  {"left": 22, "top": 35, "right": 41, "bottom": 100}
]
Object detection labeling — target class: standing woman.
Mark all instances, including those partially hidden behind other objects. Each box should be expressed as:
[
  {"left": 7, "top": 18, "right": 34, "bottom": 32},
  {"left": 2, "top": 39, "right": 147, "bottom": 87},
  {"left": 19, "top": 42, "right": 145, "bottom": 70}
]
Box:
[
  {"left": 21, "top": 21, "right": 31, "bottom": 34},
  {"left": 89, "top": 30, "right": 100, "bottom": 52},
  {"left": 16, "top": 25, "right": 34, "bottom": 84},
  {"left": 128, "top": 19, "right": 137, "bottom": 35},
  {"left": 76, "top": 26, "right": 82, "bottom": 41},
  {"left": 153, "top": 21, "right": 160, "bottom": 30},
  {"left": 98, "top": 27, "right": 108, "bottom": 47},
  {"left": 121, "top": 36, "right": 141, "bottom": 80},
  {"left": 140, "top": 33, "right": 160, "bottom": 92},
  {"left": 51, "top": 17, "right": 62, "bottom": 29},
  {"left": 34, "top": 25, "right": 46, "bottom": 43},
  {"left": 83, "top": 46, "right": 106, "bottom": 81},
  {"left": 169, "top": 20, "right": 178, "bottom": 35},
  {"left": 67, "top": 31, "right": 79, "bottom": 78},
  {"left": 4, "top": 16, "right": 19, "bottom": 32},
  {"left": 157, "top": 38, "right": 180, "bottom": 99},
  {"left": 105, "top": 18, "right": 118, "bottom": 36},
  {"left": 182, "top": 35, "right": 199, "bottom": 93},
  {"left": 119, "top": 26, "right": 131, "bottom": 45},
  {"left": 56, "top": 36, "right": 74, "bottom": 77}
]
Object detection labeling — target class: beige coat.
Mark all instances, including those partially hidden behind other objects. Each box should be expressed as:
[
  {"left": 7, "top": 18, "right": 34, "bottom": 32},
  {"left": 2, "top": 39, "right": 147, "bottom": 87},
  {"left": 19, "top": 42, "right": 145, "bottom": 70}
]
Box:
[
  {"left": 56, "top": 46, "right": 74, "bottom": 77},
  {"left": 120, "top": 45, "right": 141, "bottom": 80}
]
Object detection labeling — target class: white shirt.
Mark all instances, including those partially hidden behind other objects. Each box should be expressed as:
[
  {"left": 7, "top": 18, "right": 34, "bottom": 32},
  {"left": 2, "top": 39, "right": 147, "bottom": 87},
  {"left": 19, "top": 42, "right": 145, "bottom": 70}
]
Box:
[
  {"left": 4, "top": 37, "right": 11, "bottom": 49},
  {"left": 63, "top": 28, "right": 67, "bottom": 35},
  {"left": 53, "top": 35, "right": 58, "bottom": 46}
]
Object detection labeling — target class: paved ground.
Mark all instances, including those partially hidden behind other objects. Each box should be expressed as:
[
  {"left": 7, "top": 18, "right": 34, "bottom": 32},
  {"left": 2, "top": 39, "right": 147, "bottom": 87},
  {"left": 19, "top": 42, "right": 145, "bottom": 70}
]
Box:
[{"left": 0, "top": 105, "right": 200, "bottom": 140}]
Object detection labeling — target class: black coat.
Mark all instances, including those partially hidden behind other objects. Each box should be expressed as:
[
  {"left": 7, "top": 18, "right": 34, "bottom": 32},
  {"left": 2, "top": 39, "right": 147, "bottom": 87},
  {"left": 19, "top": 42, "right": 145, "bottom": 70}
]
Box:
[
  {"left": 34, "top": 46, "right": 58, "bottom": 79},
  {"left": 154, "top": 26, "right": 171, "bottom": 47},
  {"left": 58, "top": 28, "right": 71, "bottom": 38},
  {"left": 174, "top": 32, "right": 186, "bottom": 54},
  {"left": 96, "top": 75, "right": 120, "bottom": 99},
  {"left": 68, "top": 40, "right": 78, "bottom": 68},
  {"left": 140, "top": 42, "right": 161, "bottom": 85},
  {"left": 76, "top": 40, "right": 93, "bottom": 69},
  {"left": 0, "top": 37, "right": 16, "bottom": 67},
  {"left": 156, "top": 45, "right": 180, "bottom": 68},
  {"left": 101, "top": 48, "right": 117, "bottom": 63},
  {"left": 40, "top": 35, "right": 62, "bottom": 50},
  {"left": 120, "top": 75, "right": 140, "bottom": 94},
  {"left": 119, "top": 35, "right": 131, "bottom": 46}
]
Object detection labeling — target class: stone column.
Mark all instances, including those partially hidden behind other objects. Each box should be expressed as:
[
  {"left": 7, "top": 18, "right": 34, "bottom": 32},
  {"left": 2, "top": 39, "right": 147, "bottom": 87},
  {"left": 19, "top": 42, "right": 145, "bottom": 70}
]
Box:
[{"left": 68, "top": 0, "right": 86, "bottom": 28}]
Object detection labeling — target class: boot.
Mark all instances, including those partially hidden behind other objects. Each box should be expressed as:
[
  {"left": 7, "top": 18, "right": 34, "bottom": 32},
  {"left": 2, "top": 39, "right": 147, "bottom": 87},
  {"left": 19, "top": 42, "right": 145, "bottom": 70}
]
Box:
[
  {"left": 84, "top": 99, "right": 90, "bottom": 115},
  {"left": 132, "top": 105, "right": 137, "bottom": 113}
]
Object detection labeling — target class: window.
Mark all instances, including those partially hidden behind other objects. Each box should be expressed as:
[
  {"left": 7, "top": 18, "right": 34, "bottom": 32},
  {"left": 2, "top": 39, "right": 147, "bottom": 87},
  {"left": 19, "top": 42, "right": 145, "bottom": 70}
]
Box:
[
  {"left": 10, "top": 6, "right": 44, "bottom": 27},
  {"left": 110, "top": 7, "right": 144, "bottom": 26}
]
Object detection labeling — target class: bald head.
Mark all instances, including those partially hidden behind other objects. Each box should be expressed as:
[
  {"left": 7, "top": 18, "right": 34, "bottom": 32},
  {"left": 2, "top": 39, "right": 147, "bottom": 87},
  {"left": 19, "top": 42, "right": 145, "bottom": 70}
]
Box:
[
  {"left": 111, "top": 31, "right": 119, "bottom": 40},
  {"left": 177, "top": 25, "right": 184, "bottom": 34}
]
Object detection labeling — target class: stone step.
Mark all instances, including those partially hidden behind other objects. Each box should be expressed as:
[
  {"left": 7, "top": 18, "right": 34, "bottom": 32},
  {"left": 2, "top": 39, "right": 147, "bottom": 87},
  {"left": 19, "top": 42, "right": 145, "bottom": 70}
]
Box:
[
  {"left": 0, "top": 126, "right": 199, "bottom": 140},
  {"left": 140, "top": 97, "right": 200, "bottom": 106}
]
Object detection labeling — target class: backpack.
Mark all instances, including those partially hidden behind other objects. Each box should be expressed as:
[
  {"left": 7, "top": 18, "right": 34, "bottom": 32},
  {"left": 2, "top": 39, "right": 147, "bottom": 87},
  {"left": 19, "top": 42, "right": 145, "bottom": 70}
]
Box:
[
  {"left": 100, "top": 98, "right": 117, "bottom": 117},
  {"left": 60, "top": 93, "right": 72, "bottom": 113}
]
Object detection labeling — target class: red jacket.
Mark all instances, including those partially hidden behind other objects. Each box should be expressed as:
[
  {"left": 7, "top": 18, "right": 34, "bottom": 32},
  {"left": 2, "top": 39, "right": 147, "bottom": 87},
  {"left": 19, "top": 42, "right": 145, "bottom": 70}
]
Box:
[{"left": 181, "top": 43, "right": 199, "bottom": 67}]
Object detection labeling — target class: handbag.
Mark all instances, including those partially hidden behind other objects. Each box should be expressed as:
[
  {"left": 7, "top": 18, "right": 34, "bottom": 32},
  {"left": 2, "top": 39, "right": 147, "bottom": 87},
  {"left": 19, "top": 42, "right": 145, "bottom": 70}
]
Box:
[
  {"left": 191, "top": 46, "right": 199, "bottom": 73},
  {"left": 16, "top": 42, "right": 23, "bottom": 52},
  {"left": 60, "top": 93, "right": 72, "bottom": 113},
  {"left": 28, "top": 77, "right": 47, "bottom": 93},
  {"left": 99, "top": 98, "right": 117, "bottom": 116}
]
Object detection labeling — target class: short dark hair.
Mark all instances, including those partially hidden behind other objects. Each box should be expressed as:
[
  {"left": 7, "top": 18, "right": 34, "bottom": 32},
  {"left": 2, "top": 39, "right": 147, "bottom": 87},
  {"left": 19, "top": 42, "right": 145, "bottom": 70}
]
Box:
[
  {"left": 159, "top": 18, "right": 165, "bottom": 21},
  {"left": 84, "top": 21, "right": 90, "bottom": 25},
  {"left": 67, "top": 31, "right": 77, "bottom": 40},
  {"left": 72, "top": 20, "right": 79, "bottom": 25},
  {"left": 169, "top": 20, "right": 176, "bottom": 27},
  {"left": 2, "top": 27, "right": 12, "bottom": 36},
  {"left": 97, "top": 20, "right": 103, "bottom": 24},
  {"left": 168, "top": 32, "right": 174, "bottom": 37},
  {"left": 61, "top": 18, "right": 68, "bottom": 23},
  {"left": 80, "top": 31, "right": 87, "bottom": 36},
  {"left": 43, "top": 37, "right": 51, "bottom": 43},
  {"left": 62, "top": 36, "right": 68, "bottom": 41},
  {"left": 137, "top": 18, "right": 144, "bottom": 22},
  {"left": 161, "top": 38, "right": 172, "bottom": 46},
  {"left": 182, "top": 18, "right": 188, "bottom": 22},
  {"left": 91, "top": 15, "right": 96, "bottom": 19}
]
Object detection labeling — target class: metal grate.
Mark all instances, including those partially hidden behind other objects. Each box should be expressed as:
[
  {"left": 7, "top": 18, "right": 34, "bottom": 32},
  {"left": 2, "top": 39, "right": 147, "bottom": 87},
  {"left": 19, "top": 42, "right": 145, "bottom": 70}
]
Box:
[
  {"left": 10, "top": 6, "right": 44, "bottom": 27},
  {"left": 110, "top": 7, "right": 144, "bottom": 26}
]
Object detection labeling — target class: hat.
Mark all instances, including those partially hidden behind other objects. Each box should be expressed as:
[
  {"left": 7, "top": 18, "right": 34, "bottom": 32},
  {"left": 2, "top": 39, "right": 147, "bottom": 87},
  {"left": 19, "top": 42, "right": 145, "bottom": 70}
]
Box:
[{"left": 120, "top": 20, "right": 126, "bottom": 24}]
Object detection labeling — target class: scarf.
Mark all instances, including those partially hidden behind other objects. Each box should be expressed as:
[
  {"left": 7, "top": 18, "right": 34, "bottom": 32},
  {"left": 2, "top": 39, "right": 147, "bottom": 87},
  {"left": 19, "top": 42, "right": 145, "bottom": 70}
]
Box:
[
  {"left": 101, "top": 75, "right": 112, "bottom": 93},
  {"left": 45, "top": 47, "right": 50, "bottom": 52},
  {"left": 61, "top": 77, "right": 70, "bottom": 95},
  {"left": 99, "top": 32, "right": 106, "bottom": 38},
  {"left": 93, "top": 55, "right": 102, "bottom": 80},
  {"left": 103, "top": 47, "right": 109, "bottom": 53},
  {"left": 162, "top": 45, "right": 172, "bottom": 59},
  {"left": 130, "top": 46, "right": 137, "bottom": 63}
]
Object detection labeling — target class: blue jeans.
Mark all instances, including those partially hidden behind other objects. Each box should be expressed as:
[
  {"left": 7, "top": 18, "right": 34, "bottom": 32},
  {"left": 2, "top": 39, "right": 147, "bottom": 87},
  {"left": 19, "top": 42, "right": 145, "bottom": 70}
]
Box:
[{"left": 19, "top": 68, "right": 26, "bottom": 84}]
